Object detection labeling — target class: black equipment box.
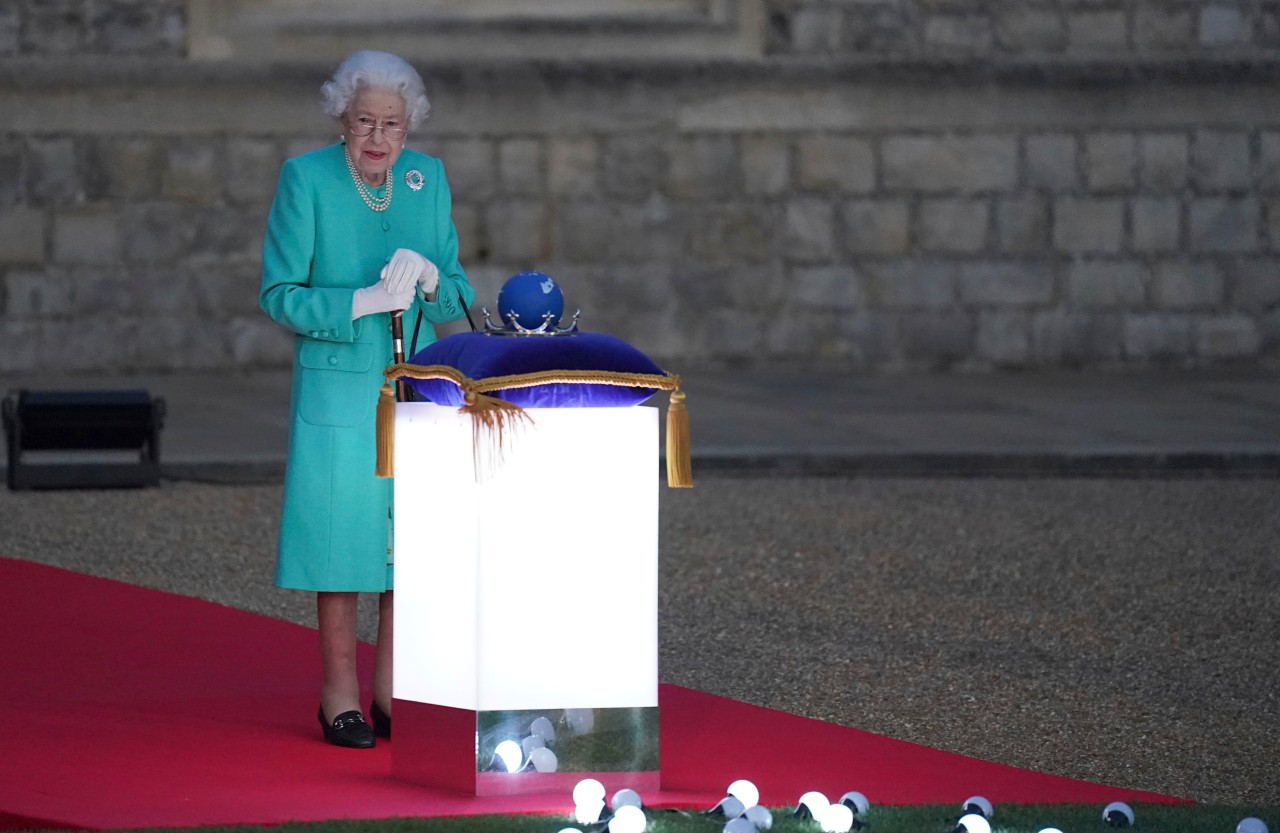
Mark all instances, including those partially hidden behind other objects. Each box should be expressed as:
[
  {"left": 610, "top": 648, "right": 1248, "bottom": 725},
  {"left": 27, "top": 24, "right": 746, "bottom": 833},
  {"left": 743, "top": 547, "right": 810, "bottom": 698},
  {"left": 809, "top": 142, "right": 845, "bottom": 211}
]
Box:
[{"left": 2, "top": 389, "right": 166, "bottom": 490}]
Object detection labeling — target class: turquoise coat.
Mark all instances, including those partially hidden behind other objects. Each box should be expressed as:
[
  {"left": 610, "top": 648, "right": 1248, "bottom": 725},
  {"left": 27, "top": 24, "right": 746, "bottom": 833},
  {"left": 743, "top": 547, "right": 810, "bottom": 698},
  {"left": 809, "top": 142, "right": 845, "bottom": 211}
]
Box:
[{"left": 260, "top": 143, "right": 474, "bottom": 592}]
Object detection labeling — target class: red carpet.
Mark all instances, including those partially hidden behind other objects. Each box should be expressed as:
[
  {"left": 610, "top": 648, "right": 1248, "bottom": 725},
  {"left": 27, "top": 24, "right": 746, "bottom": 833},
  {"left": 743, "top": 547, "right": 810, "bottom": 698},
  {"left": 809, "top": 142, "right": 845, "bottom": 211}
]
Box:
[{"left": 0, "top": 557, "right": 1183, "bottom": 831}]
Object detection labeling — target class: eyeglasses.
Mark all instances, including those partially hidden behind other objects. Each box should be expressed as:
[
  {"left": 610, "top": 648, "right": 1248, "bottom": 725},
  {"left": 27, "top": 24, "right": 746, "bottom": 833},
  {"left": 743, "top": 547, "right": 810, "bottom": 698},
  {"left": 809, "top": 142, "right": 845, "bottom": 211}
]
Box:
[{"left": 347, "top": 117, "right": 407, "bottom": 140}]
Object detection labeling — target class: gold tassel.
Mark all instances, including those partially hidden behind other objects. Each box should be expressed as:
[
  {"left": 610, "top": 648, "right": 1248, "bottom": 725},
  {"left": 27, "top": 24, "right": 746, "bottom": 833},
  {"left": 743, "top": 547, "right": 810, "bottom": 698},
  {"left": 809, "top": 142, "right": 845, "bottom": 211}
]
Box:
[
  {"left": 375, "top": 382, "right": 396, "bottom": 478},
  {"left": 463, "top": 391, "right": 532, "bottom": 480},
  {"left": 665, "top": 388, "right": 693, "bottom": 488}
]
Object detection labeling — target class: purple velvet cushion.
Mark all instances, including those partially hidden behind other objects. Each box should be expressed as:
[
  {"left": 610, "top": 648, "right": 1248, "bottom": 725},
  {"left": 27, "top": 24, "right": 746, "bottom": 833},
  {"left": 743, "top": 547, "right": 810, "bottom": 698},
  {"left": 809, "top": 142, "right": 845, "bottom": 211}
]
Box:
[{"left": 404, "top": 331, "right": 665, "bottom": 407}]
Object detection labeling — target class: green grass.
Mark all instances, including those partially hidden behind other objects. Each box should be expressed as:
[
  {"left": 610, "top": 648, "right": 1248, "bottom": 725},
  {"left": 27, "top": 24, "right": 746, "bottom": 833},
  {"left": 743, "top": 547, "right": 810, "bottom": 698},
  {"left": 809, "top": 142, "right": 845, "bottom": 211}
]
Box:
[{"left": 27, "top": 804, "right": 1277, "bottom": 833}]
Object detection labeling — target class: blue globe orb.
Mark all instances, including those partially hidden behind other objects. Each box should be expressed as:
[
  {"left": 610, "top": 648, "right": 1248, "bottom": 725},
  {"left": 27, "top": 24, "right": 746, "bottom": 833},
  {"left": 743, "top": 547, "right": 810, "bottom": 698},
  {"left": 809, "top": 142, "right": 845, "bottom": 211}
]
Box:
[{"left": 497, "top": 270, "right": 564, "bottom": 330}]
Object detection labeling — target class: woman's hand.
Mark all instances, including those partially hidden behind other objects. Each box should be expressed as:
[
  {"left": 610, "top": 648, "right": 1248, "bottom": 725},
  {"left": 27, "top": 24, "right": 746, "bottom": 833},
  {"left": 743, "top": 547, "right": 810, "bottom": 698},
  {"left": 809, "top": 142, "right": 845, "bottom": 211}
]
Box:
[
  {"left": 381, "top": 248, "right": 439, "bottom": 297},
  {"left": 351, "top": 281, "right": 415, "bottom": 321}
]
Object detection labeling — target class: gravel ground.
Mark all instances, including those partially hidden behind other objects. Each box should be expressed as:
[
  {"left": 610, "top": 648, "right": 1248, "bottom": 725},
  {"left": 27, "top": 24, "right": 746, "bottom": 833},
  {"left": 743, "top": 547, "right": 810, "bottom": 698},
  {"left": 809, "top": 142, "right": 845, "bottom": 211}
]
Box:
[{"left": 3, "top": 476, "right": 1277, "bottom": 806}]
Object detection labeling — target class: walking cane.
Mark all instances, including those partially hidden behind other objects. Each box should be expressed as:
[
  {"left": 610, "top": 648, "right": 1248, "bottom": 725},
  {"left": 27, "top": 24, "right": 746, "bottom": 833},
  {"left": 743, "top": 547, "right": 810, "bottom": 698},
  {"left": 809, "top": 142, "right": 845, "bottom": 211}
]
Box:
[{"left": 390, "top": 310, "right": 408, "bottom": 401}]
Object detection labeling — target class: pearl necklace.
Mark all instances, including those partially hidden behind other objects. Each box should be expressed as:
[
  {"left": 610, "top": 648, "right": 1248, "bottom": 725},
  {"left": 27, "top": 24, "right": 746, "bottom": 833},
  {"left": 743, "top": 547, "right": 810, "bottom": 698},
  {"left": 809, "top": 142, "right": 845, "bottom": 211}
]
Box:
[{"left": 343, "top": 146, "right": 393, "bottom": 212}]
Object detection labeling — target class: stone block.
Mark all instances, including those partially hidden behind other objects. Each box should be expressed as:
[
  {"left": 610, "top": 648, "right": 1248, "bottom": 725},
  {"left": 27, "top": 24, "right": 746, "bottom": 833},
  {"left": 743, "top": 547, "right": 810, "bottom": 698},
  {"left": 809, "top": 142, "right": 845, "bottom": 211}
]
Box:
[
  {"left": 840, "top": 4, "right": 919, "bottom": 54},
  {"left": 924, "top": 15, "right": 993, "bottom": 52},
  {"left": 669, "top": 136, "right": 739, "bottom": 200},
  {"left": 226, "top": 138, "right": 281, "bottom": 204},
  {"left": 688, "top": 203, "right": 775, "bottom": 264},
  {"left": 89, "top": 2, "right": 185, "bottom": 55},
  {"left": 1024, "top": 134, "right": 1079, "bottom": 190},
  {"left": 1085, "top": 133, "right": 1136, "bottom": 192},
  {"left": 438, "top": 138, "right": 497, "bottom": 202},
  {"left": 27, "top": 138, "right": 80, "bottom": 203},
  {"left": 1139, "top": 133, "right": 1190, "bottom": 192},
  {"left": 840, "top": 198, "right": 910, "bottom": 256},
  {"left": 784, "top": 198, "right": 836, "bottom": 263},
  {"left": 229, "top": 316, "right": 293, "bottom": 367},
  {"left": 883, "top": 135, "right": 1017, "bottom": 193},
  {"left": 0, "top": 5, "right": 17, "bottom": 54},
  {"left": 742, "top": 136, "right": 790, "bottom": 196},
  {"left": 1124, "top": 313, "right": 1193, "bottom": 360},
  {"left": 1200, "top": 5, "right": 1251, "bottom": 47},
  {"left": 1189, "top": 197, "right": 1260, "bottom": 252},
  {"left": 919, "top": 198, "right": 989, "bottom": 253},
  {"left": 53, "top": 209, "right": 121, "bottom": 265},
  {"left": 1225, "top": 258, "right": 1280, "bottom": 310},
  {"left": 994, "top": 9, "right": 1066, "bottom": 52},
  {"left": 976, "top": 310, "right": 1032, "bottom": 365},
  {"left": 4, "top": 266, "right": 68, "bottom": 317},
  {"left": 796, "top": 136, "right": 874, "bottom": 194},
  {"left": 1067, "top": 11, "right": 1128, "bottom": 51},
  {"left": 996, "top": 195, "right": 1049, "bottom": 253},
  {"left": 1031, "top": 310, "right": 1124, "bottom": 363},
  {"left": 556, "top": 202, "right": 650, "bottom": 263},
  {"left": 0, "top": 320, "right": 40, "bottom": 373},
  {"left": 1265, "top": 197, "right": 1280, "bottom": 250},
  {"left": 866, "top": 260, "right": 958, "bottom": 310},
  {"left": 1192, "top": 130, "right": 1252, "bottom": 191},
  {"left": 191, "top": 204, "right": 263, "bottom": 260},
  {"left": 898, "top": 310, "right": 974, "bottom": 365},
  {"left": 1054, "top": 197, "right": 1125, "bottom": 254},
  {"left": 1152, "top": 260, "right": 1225, "bottom": 310},
  {"left": 601, "top": 135, "right": 669, "bottom": 200},
  {"left": 89, "top": 137, "right": 164, "bottom": 201},
  {"left": 485, "top": 201, "right": 550, "bottom": 263},
  {"left": 1134, "top": 7, "right": 1195, "bottom": 49},
  {"left": 1195, "top": 314, "right": 1262, "bottom": 358},
  {"left": 450, "top": 202, "right": 482, "bottom": 263},
  {"left": 1260, "top": 132, "right": 1280, "bottom": 191},
  {"left": 959, "top": 262, "right": 1055, "bottom": 307},
  {"left": 1066, "top": 260, "right": 1148, "bottom": 309},
  {"left": 164, "top": 140, "right": 222, "bottom": 201},
  {"left": 123, "top": 202, "right": 196, "bottom": 263},
  {"left": 21, "top": 4, "right": 86, "bottom": 54},
  {"left": 0, "top": 207, "right": 47, "bottom": 264},
  {"left": 498, "top": 139, "right": 544, "bottom": 198},
  {"left": 547, "top": 137, "right": 599, "bottom": 198},
  {"left": 0, "top": 139, "right": 21, "bottom": 206},
  {"left": 791, "top": 265, "right": 864, "bottom": 310},
  {"left": 1131, "top": 197, "right": 1182, "bottom": 253},
  {"left": 792, "top": 7, "right": 841, "bottom": 52}
]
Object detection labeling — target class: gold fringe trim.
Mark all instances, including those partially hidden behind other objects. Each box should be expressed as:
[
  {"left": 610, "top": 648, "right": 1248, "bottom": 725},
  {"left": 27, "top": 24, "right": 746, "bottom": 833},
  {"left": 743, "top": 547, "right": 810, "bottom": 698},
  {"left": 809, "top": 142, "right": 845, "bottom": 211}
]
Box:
[{"left": 375, "top": 363, "right": 692, "bottom": 487}]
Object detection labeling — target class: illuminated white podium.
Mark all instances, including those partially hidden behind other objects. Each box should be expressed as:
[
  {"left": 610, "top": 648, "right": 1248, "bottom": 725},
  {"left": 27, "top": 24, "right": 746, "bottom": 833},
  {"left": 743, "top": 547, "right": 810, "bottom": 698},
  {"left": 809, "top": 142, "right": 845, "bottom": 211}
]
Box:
[{"left": 392, "top": 402, "right": 660, "bottom": 795}]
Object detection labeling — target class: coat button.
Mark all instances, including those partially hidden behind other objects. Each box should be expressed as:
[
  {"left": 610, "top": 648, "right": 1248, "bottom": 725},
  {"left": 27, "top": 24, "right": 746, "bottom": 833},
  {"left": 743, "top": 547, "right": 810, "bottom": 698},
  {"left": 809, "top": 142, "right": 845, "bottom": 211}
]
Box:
[
  {"left": 328, "top": 356, "right": 338, "bottom": 366},
  {"left": 382, "top": 220, "right": 390, "bottom": 231}
]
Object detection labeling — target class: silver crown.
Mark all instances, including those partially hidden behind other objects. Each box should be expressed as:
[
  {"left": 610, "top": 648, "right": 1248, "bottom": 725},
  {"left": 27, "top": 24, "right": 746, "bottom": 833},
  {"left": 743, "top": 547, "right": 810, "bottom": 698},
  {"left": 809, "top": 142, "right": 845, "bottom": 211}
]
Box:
[{"left": 481, "top": 308, "right": 581, "bottom": 336}]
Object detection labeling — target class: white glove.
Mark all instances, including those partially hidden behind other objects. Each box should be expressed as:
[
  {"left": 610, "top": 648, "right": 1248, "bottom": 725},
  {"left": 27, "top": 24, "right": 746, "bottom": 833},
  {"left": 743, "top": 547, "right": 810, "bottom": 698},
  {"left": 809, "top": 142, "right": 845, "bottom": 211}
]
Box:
[
  {"left": 351, "top": 282, "right": 415, "bottom": 321},
  {"left": 381, "top": 248, "right": 438, "bottom": 296}
]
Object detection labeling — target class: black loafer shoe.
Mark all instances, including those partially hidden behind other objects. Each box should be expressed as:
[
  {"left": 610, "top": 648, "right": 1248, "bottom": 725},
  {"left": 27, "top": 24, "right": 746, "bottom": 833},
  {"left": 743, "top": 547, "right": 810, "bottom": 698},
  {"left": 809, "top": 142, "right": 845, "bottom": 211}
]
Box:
[
  {"left": 318, "top": 706, "right": 375, "bottom": 748},
  {"left": 370, "top": 701, "right": 391, "bottom": 740}
]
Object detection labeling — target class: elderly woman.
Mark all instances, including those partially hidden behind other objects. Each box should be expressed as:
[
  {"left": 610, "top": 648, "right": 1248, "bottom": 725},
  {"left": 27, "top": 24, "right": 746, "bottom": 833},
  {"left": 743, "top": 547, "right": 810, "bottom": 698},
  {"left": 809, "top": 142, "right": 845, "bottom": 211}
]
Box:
[{"left": 260, "top": 50, "right": 474, "bottom": 748}]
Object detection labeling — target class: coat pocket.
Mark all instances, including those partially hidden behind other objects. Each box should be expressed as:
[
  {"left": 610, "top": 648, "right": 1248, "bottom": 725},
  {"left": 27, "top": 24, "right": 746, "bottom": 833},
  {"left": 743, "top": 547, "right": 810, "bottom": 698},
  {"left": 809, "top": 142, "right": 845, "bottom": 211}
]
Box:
[{"left": 296, "top": 340, "right": 376, "bottom": 427}]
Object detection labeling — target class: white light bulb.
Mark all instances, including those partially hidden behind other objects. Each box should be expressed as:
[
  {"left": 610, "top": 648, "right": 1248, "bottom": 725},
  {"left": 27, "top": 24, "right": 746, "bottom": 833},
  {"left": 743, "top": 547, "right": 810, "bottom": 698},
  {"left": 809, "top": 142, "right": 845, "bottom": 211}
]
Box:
[
  {"left": 573, "top": 778, "right": 606, "bottom": 806},
  {"left": 529, "top": 746, "right": 558, "bottom": 773},
  {"left": 745, "top": 805, "right": 774, "bottom": 830},
  {"left": 521, "top": 734, "right": 545, "bottom": 757},
  {"left": 575, "top": 800, "right": 605, "bottom": 825},
  {"left": 822, "top": 803, "right": 856, "bottom": 833},
  {"left": 556, "top": 829, "right": 583, "bottom": 833},
  {"left": 958, "top": 813, "right": 992, "bottom": 833},
  {"left": 1103, "top": 802, "right": 1135, "bottom": 827},
  {"left": 1037, "top": 827, "right": 1065, "bottom": 833},
  {"left": 725, "top": 818, "right": 757, "bottom": 833},
  {"left": 531, "top": 716, "right": 556, "bottom": 743},
  {"left": 711, "top": 796, "right": 746, "bottom": 819},
  {"left": 797, "top": 790, "right": 831, "bottom": 819},
  {"left": 609, "top": 804, "right": 646, "bottom": 833},
  {"left": 494, "top": 740, "right": 523, "bottom": 773},
  {"left": 1237, "top": 818, "right": 1269, "bottom": 833},
  {"left": 728, "top": 779, "right": 760, "bottom": 809},
  {"left": 612, "top": 788, "right": 643, "bottom": 810},
  {"left": 962, "top": 796, "right": 994, "bottom": 819},
  {"left": 839, "top": 791, "right": 870, "bottom": 815}
]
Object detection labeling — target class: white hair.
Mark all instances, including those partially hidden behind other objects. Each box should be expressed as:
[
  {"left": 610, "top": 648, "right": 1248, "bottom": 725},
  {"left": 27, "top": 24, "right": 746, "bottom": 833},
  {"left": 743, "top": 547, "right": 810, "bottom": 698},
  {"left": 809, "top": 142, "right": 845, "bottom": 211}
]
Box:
[{"left": 320, "top": 50, "right": 431, "bottom": 128}]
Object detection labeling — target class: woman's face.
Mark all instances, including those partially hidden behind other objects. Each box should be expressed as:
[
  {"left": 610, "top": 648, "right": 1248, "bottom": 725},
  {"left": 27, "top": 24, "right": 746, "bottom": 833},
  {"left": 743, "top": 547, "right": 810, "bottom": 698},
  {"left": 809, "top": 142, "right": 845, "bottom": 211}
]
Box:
[{"left": 341, "top": 87, "right": 408, "bottom": 186}]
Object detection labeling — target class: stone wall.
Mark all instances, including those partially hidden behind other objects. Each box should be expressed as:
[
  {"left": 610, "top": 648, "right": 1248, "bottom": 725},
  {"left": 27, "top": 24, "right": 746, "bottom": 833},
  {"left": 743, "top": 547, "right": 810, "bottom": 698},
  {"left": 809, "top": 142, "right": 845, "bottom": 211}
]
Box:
[{"left": 1, "top": 1, "right": 1279, "bottom": 373}]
